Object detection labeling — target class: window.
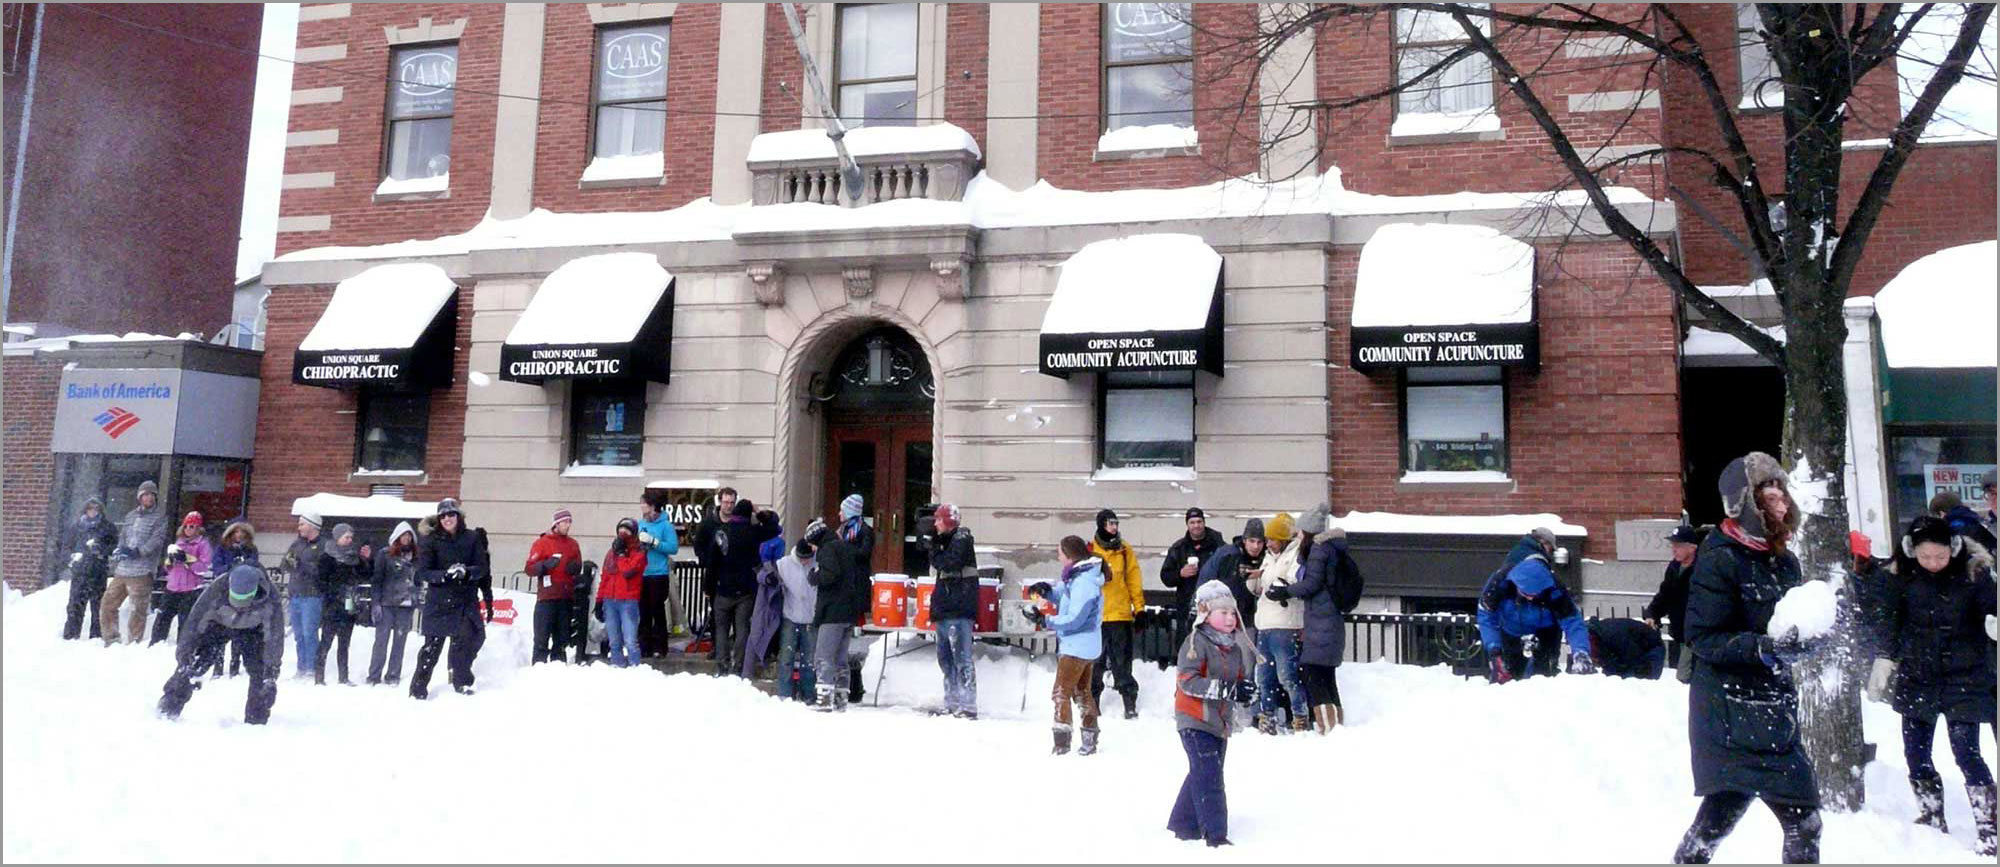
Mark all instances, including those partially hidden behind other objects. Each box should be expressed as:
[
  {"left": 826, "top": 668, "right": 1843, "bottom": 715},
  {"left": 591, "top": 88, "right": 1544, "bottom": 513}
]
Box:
[
  {"left": 571, "top": 380, "right": 646, "bottom": 467},
  {"left": 1736, "top": 4, "right": 1783, "bottom": 109},
  {"left": 1393, "top": 5, "right": 1494, "bottom": 117},
  {"left": 1402, "top": 366, "right": 1507, "bottom": 475},
  {"left": 593, "top": 22, "right": 670, "bottom": 158},
  {"left": 1102, "top": 3, "right": 1193, "bottom": 131},
  {"left": 1101, "top": 370, "right": 1195, "bottom": 468},
  {"left": 384, "top": 44, "right": 458, "bottom": 180},
  {"left": 356, "top": 390, "right": 430, "bottom": 472},
  {"left": 834, "top": 3, "right": 918, "bottom": 127}
]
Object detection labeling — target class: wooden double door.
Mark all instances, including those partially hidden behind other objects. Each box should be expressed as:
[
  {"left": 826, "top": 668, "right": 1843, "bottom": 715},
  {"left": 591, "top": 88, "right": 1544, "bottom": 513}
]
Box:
[{"left": 823, "top": 413, "right": 933, "bottom": 576}]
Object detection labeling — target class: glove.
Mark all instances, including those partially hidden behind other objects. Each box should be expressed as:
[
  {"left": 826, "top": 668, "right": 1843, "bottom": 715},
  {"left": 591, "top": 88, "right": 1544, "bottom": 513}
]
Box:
[
  {"left": 593, "top": 601, "right": 606, "bottom": 622},
  {"left": 1264, "top": 585, "right": 1292, "bottom": 604},
  {"left": 1025, "top": 608, "right": 1047, "bottom": 629},
  {"left": 536, "top": 556, "right": 562, "bottom": 576},
  {"left": 85, "top": 538, "right": 101, "bottom": 552},
  {"left": 1027, "top": 582, "right": 1053, "bottom": 601},
  {"left": 113, "top": 546, "right": 136, "bottom": 561},
  {"left": 69, "top": 552, "right": 84, "bottom": 566},
  {"left": 1229, "top": 678, "right": 1257, "bottom": 704},
  {"left": 445, "top": 563, "right": 469, "bottom": 583},
  {"left": 1865, "top": 658, "right": 1895, "bottom": 703},
  {"left": 1568, "top": 648, "right": 1598, "bottom": 675},
  {"left": 1759, "top": 633, "right": 1814, "bottom": 667},
  {"left": 639, "top": 531, "right": 655, "bottom": 546},
  {"left": 1987, "top": 614, "right": 1997, "bottom": 642},
  {"left": 1488, "top": 651, "right": 1513, "bottom": 684},
  {"left": 484, "top": 603, "right": 494, "bottom": 623}
]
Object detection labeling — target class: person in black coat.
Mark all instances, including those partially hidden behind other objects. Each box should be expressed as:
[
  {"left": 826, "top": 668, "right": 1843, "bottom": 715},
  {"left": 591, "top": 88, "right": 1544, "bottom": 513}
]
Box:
[
  {"left": 1585, "top": 617, "right": 1666, "bottom": 679},
  {"left": 1160, "top": 507, "right": 1225, "bottom": 658},
  {"left": 59, "top": 497, "right": 118, "bottom": 641},
  {"left": 692, "top": 486, "right": 740, "bottom": 644},
  {"left": 1267, "top": 524, "right": 1358, "bottom": 732},
  {"left": 314, "top": 523, "right": 372, "bottom": 685},
  {"left": 805, "top": 520, "right": 869, "bottom": 712},
  {"left": 925, "top": 504, "right": 980, "bottom": 718},
  {"left": 410, "top": 499, "right": 492, "bottom": 699},
  {"left": 1673, "top": 452, "right": 1822, "bottom": 864},
  {"left": 1874, "top": 515, "right": 1997, "bottom": 854},
  {"left": 1197, "top": 519, "right": 1266, "bottom": 638},
  {"left": 1646, "top": 524, "right": 1705, "bottom": 681},
  {"left": 713, "top": 500, "right": 779, "bottom": 676}
]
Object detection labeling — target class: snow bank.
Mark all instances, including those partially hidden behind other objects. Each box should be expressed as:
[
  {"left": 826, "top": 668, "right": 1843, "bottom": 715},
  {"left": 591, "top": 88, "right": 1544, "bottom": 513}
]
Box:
[
  {"left": 1873, "top": 240, "right": 1998, "bottom": 368},
  {"left": 504, "top": 252, "right": 671, "bottom": 346},
  {"left": 1389, "top": 108, "right": 1501, "bottom": 138},
  {"left": 1331, "top": 510, "right": 1587, "bottom": 537},
  {"left": 1096, "top": 123, "right": 1199, "bottom": 153},
  {"left": 1769, "top": 579, "right": 1839, "bottom": 641},
  {"left": 291, "top": 493, "right": 438, "bottom": 521},
  {"left": 1041, "top": 234, "right": 1222, "bottom": 334},
  {"left": 580, "top": 152, "right": 664, "bottom": 182},
  {"left": 375, "top": 173, "right": 449, "bottom": 196},
  {"left": 296, "top": 263, "right": 456, "bottom": 352},
  {"left": 272, "top": 200, "right": 740, "bottom": 263},
  {"left": 746, "top": 122, "right": 983, "bottom": 163},
  {"left": 1683, "top": 324, "right": 1786, "bottom": 357},
  {"left": 1351, "top": 223, "right": 1536, "bottom": 327}
]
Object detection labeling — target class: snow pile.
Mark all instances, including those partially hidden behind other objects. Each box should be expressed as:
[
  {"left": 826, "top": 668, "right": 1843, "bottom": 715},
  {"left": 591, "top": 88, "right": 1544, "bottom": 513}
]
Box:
[
  {"left": 1040, "top": 234, "right": 1222, "bottom": 335},
  {"left": 1873, "top": 240, "right": 1998, "bottom": 368},
  {"left": 746, "top": 122, "right": 983, "bottom": 163},
  {"left": 375, "top": 173, "right": 449, "bottom": 196},
  {"left": 1331, "top": 510, "right": 1587, "bottom": 536},
  {"left": 1684, "top": 324, "right": 1786, "bottom": 357},
  {"left": 580, "top": 152, "right": 664, "bottom": 183},
  {"left": 1769, "top": 579, "right": 1839, "bottom": 641},
  {"left": 733, "top": 197, "right": 972, "bottom": 235},
  {"left": 1097, "top": 123, "right": 1199, "bottom": 153},
  {"left": 291, "top": 492, "right": 439, "bottom": 521},
  {"left": 505, "top": 252, "right": 671, "bottom": 346},
  {"left": 1389, "top": 108, "right": 1501, "bottom": 138},
  {"left": 273, "top": 200, "right": 740, "bottom": 263},
  {"left": 296, "top": 263, "right": 456, "bottom": 352},
  {"left": 4, "top": 584, "right": 1995, "bottom": 862},
  {"left": 1351, "top": 223, "right": 1536, "bottom": 327}
]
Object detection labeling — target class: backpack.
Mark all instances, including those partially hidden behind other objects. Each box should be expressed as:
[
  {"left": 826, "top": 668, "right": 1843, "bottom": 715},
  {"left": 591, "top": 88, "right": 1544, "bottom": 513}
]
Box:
[{"left": 1332, "top": 548, "right": 1365, "bottom": 615}]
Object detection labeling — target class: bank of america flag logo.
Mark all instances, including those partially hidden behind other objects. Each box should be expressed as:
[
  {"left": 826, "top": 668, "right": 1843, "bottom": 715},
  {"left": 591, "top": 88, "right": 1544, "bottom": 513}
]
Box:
[{"left": 93, "top": 407, "right": 140, "bottom": 439}]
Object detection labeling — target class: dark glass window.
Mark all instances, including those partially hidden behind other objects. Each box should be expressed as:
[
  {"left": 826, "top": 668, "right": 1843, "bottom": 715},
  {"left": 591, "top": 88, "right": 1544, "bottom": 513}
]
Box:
[
  {"left": 356, "top": 390, "right": 430, "bottom": 472},
  {"left": 593, "top": 22, "right": 669, "bottom": 157},
  {"left": 384, "top": 44, "right": 457, "bottom": 181},
  {"left": 571, "top": 380, "right": 646, "bottom": 467},
  {"left": 1101, "top": 370, "right": 1195, "bottom": 468},
  {"left": 1102, "top": 3, "right": 1193, "bottom": 131},
  {"left": 1401, "top": 366, "right": 1507, "bottom": 474},
  {"left": 835, "top": 3, "right": 918, "bottom": 127}
]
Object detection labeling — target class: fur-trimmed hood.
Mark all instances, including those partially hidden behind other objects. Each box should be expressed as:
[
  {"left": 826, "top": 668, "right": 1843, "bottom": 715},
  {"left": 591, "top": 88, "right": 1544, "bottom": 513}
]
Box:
[{"left": 1719, "top": 451, "right": 1802, "bottom": 540}]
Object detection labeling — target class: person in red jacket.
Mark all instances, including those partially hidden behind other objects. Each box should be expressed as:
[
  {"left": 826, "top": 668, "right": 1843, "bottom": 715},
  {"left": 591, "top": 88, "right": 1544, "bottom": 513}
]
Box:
[
  {"left": 527, "top": 509, "right": 584, "bottom": 665},
  {"left": 598, "top": 518, "right": 647, "bottom": 668}
]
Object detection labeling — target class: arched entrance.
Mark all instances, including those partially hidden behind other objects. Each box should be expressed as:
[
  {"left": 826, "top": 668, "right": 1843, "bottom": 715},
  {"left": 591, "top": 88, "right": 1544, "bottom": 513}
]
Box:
[{"left": 809, "top": 326, "right": 935, "bottom": 575}]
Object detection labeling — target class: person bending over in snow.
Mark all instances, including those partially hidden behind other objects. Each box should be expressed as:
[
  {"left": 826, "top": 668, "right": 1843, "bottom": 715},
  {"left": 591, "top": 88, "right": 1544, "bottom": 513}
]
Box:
[
  {"left": 1476, "top": 528, "right": 1595, "bottom": 682},
  {"left": 1168, "top": 580, "right": 1258, "bottom": 847},
  {"left": 159, "top": 563, "right": 285, "bottom": 725},
  {"left": 1029, "top": 535, "right": 1104, "bottom": 755}
]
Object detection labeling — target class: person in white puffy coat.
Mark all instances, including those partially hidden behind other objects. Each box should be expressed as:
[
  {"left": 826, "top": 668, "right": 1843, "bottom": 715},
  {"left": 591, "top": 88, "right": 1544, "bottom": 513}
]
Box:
[{"left": 1245, "top": 512, "right": 1308, "bottom": 733}]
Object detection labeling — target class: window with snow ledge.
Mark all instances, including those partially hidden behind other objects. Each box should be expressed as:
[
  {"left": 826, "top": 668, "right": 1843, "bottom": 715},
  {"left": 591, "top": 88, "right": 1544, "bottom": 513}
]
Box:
[
  {"left": 579, "top": 153, "right": 665, "bottom": 188},
  {"left": 1388, "top": 109, "right": 1503, "bottom": 145},
  {"left": 1391, "top": 6, "right": 1498, "bottom": 143},
  {"left": 591, "top": 22, "right": 669, "bottom": 168},
  {"left": 1102, "top": 4, "right": 1194, "bottom": 145},
  {"left": 1400, "top": 366, "right": 1508, "bottom": 480},
  {"left": 1100, "top": 370, "right": 1195, "bottom": 470},
  {"left": 570, "top": 379, "right": 646, "bottom": 468},
  {"left": 355, "top": 389, "right": 430, "bottom": 473},
  {"left": 1094, "top": 123, "right": 1199, "bottom": 160},
  {"left": 374, "top": 173, "right": 450, "bottom": 200},
  {"left": 381, "top": 44, "right": 457, "bottom": 199}
]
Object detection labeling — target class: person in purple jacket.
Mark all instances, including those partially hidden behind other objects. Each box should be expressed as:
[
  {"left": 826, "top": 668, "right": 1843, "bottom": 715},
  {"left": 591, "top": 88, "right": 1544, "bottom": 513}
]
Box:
[{"left": 150, "top": 512, "right": 213, "bottom": 646}]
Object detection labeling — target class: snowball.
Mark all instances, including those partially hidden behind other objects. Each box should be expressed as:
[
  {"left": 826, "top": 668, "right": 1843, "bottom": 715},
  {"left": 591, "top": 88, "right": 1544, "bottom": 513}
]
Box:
[{"left": 1768, "top": 580, "right": 1838, "bottom": 640}]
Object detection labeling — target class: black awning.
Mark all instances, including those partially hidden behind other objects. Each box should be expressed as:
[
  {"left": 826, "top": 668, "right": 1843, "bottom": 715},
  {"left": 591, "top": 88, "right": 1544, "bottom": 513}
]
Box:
[
  {"left": 1348, "top": 223, "right": 1540, "bottom": 373},
  {"left": 499, "top": 273, "right": 675, "bottom": 386},
  {"left": 292, "top": 295, "right": 457, "bottom": 390},
  {"left": 1350, "top": 321, "right": 1540, "bottom": 372},
  {"left": 1037, "top": 234, "right": 1225, "bottom": 378}
]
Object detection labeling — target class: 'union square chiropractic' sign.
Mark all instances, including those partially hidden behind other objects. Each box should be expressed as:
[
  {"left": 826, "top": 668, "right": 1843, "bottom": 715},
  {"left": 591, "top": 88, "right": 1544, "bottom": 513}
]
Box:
[
  {"left": 501, "top": 344, "right": 630, "bottom": 380},
  {"left": 1349, "top": 322, "right": 1540, "bottom": 371}
]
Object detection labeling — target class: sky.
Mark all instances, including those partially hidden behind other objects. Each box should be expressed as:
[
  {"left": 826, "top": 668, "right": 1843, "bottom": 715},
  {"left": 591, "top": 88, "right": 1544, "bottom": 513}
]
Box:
[
  {"left": 1900, "top": 6, "right": 1999, "bottom": 137},
  {"left": 234, "top": 3, "right": 297, "bottom": 283}
]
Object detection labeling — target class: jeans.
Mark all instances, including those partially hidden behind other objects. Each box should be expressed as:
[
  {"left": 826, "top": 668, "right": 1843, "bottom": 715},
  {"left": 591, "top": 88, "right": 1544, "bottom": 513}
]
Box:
[
  {"left": 777, "top": 620, "right": 817, "bottom": 700},
  {"left": 813, "top": 623, "right": 851, "bottom": 709},
  {"left": 714, "top": 592, "right": 753, "bottom": 676},
  {"left": 1093, "top": 621, "right": 1138, "bottom": 711},
  {"left": 1904, "top": 713, "right": 1997, "bottom": 788},
  {"left": 1674, "top": 792, "right": 1820, "bottom": 863},
  {"left": 159, "top": 625, "right": 276, "bottom": 724},
  {"left": 604, "top": 599, "right": 641, "bottom": 667},
  {"left": 532, "top": 598, "right": 574, "bottom": 664},
  {"left": 1167, "top": 729, "right": 1230, "bottom": 845},
  {"left": 368, "top": 606, "right": 415, "bottom": 683},
  {"left": 150, "top": 588, "right": 202, "bottom": 646},
  {"left": 935, "top": 618, "right": 978, "bottom": 715},
  {"left": 1254, "top": 628, "right": 1307, "bottom": 720},
  {"left": 288, "top": 596, "right": 323, "bottom": 679}
]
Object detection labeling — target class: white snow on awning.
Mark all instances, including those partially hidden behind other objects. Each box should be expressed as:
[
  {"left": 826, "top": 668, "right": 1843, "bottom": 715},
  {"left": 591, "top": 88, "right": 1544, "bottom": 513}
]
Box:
[
  {"left": 1329, "top": 510, "right": 1588, "bottom": 537},
  {"left": 1352, "top": 223, "right": 1536, "bottom": 327},
  {"left": 291, "top": 493, "right": 438, "bottom": 521},
  {"left": 1683, "top": 324, "right": 1786, "bottom": 357},
  {"left": 505, "top": 253, "right": 671, "bottom": 346},
  {"left": 1873, "top": 240, "right": 1997, "bottom": 368},
  {"left": 1040, "top": 234, "right": 1223, "bottom": 335},
  {"left": 297, "top": 263, "right": 456, "bottom": 352},
  {"left": 746, "top": 122, "right": 983, "bottom": 163}
]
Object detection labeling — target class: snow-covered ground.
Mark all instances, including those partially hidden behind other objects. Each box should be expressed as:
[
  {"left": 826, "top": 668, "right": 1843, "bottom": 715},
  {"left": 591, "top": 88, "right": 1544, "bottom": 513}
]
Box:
[{"left": 3, "top": 584, "right": 1991, "bottom": 863}]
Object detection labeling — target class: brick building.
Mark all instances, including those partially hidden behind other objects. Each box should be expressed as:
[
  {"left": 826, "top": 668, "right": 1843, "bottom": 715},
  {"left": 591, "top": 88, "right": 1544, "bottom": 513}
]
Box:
[{"left": 252, "top": 3, "right": 1992, "bottom": 613}]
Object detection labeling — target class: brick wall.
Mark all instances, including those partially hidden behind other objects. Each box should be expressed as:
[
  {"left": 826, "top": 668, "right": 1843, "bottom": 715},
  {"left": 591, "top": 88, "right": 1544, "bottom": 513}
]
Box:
[
  {"left": 245, "top": 286, "right": 471, "bottom": 537},
  {"left": 2, "top": 355, "right": 66, "bottom": 590},
  {"left": 1327, "top": 240, "right": 1684, "bottom": 557},
  {"left": 531, "top": 4, "right": 719, "bottom": 212},
  {"left": 277, "top": 4, "right": 502, "bottom": 255},
  {"left": 757, "top": 3, "right": 804, "bottom": 135},
  {"left": 943, "top": 3, "right": 989, "bottom": 148}
]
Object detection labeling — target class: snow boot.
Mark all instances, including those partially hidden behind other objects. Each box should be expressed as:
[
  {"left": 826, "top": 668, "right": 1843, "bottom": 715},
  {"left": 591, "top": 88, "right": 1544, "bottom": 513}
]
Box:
[
  {"left": 1254, "top": 714, "right": 1278, "bottom": 736},
  {"left": 1312, "top": 703, "right": 1342, "bottom": 734},
  {"left": 813, "top": 684, "right": 838, "bottom": 713},
  {"left": 452, "top": 684, "right": 475, "bottom": 696},
  {"left": 1052, "top": 727, "right": 1071, "bottom": 755},
  {"left": 1970, "top": 782, "right": 1997, "bottom": 857},
  {"left": 1078, "top": 728, "right": 1099, "bottom": 756},
  {"left": 1913, "top": 772, "right": 1948, "bottom": 832},
  {"left": 1123, "top": 705, "right": 1138, "bottom": 720},
  {"left": 1291, "top": 715, "right": 1313, "bottom": 734}
]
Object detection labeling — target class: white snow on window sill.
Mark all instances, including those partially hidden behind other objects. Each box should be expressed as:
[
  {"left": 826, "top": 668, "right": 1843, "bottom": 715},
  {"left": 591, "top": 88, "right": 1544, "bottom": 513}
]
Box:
[
  {"left": 1094, "top": 124, "right": 1199, "bottom": 158},
  {"left": 580, "top": 153, "right": 665, "bottom": 184},
  {"left": 375, "top": 173, "right": 450, "bottom": 197},
  {"left": 1091, "top": 466, "right": 1197, "bottom": 483},
  {"left": 1842, "top": 131, "right": 1995, "bottom": 150},
  {"left": 351, "top": 469, "right": 427, "bottom": 478},
  {"left": 1399, "top": 470, "right": 1513, "bottom": 484},
  {"left": 1389, "top": 110, "right": 1502, "bottom": 142},
  {"left": 562, "top": 465, "right": 646, "bottom": 479},
  {"left": 645, "top": 478, "right": 719, "bottom": 490}
]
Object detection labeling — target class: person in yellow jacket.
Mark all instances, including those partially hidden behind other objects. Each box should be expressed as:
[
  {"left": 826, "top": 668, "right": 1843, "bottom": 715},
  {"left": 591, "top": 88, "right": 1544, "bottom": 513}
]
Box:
[{"left": 1090, "top": 509, "right": 1147, "bottom": 718}]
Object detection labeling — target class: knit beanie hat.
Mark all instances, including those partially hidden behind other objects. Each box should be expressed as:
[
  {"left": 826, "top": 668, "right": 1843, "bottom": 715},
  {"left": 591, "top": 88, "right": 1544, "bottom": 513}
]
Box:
[
  {"left": 1241, "top": 517, "right": 1265, "bottom": 542},
  {"left": 137, "top": 480, "right": 158, "bottom": 498},
  {"left": 1185, "top": 507, "right": 1205, "bottom": 523},
  {"left": 181, "top": 511, "right": 204, "bottom": 529},
  {"left": 1194, "top": 579, "right": 1237, "bottom": 615},
  {"left": 1296, "top": 504, "right": 1329, "bottom": 537},
  {"left": 227, "top": 564, "right": 262, "bottom": 605},
  {"left": 550, "top": 508, "right": 573, "bottom": 531},
  {"left": 934, "top": 503, "right": 960, "bottom": 533},
  {"left": 299, "top": 511, "right": 323, "bottom": 530},
  {"left": 1529, "top": 527, "right": 1557, "bottom": 552},
  {"left": 731, "top": 498, "right": 756, "bottom": 519},
  {"left": 1266, "top": 512, "right": 1296, "bottom": 544},
  {"left": 840, "top": 494, "right": 865, "bottom": 522}
]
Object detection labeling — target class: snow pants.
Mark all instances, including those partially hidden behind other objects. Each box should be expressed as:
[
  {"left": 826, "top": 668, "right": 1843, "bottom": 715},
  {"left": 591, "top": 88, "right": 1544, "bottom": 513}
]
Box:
[
  {"left": 63, "top": 574, "right": 104, "bottom": 640},
  {"left": 410, "top": 610, "right": 485, "bottom": 696},
  {"left": 532, "top": 598, "right": 574, "bottom": 664},
  {"left": 1093, "top": 621, "right": 1138, "bottom": 712},
  {"left": 159, "top": 625, "right": 276, "bottom": 725},
  {"left": 1904, "top": 713, "right": 1996, "bottom": 788},
  {"left": 99, "top": 575, "right": 152, "bottom": 644},
  {"left": 1054, "top": 655, "right": 1099, "bottom": 731},
  {"left": 935, "top": 618, "right": 978, "bottom": 716},
  {"left": 1673, "top": 792, "right": 1820, "bottom": 864},
  {"left": 368, "top": 606, "right": 415, "bottom": 683},
  {"left": 1168, "top": 729, "right": 1230, "bottom": 846},
  {"left": 713, "top": 592, "right": 753, "bottom": 676},
  {"left": 316, "top": 611, "right": 355, "bottom": 683},
  {"left": 777, "top": 619, "right": 816, "bottom": 701},
  {"left": 149, "top": 588, "right": 201, "bottom": 646}
]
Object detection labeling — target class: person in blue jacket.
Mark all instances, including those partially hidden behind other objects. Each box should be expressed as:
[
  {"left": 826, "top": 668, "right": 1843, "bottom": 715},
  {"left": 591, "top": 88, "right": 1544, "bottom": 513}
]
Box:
[
  {"left": 636, "top": 490, "right": 682, "bottom": 658},
  {"left": 1029, "top": 535, "right": 1105, "bottom": 756},
  {"left": 1477, "top": 528, "right": 1595, "bottom": 682}
]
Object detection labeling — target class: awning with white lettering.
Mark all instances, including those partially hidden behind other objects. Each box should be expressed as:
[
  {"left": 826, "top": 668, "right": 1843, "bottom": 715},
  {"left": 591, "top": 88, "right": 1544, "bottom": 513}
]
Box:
[
  {"left": 1038, "top": 234, "right": 1224, "bottom": 378},
  {"left": 1349, "top": 223, "right": 1540, "bottom": 372},
  {"left": 292, "top": 263, "right": 458, "bottom": 389},
  {"left": 499, "top": 252, "right": 675, "bottom": 385}
]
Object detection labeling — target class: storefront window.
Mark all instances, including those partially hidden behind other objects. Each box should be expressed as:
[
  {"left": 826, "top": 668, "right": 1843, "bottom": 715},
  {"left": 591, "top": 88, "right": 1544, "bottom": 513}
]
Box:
[
  {"left": 593, "top": 22, "right": 669, "bottom": 158},
  {"left": 1102, "top": 3, "right": 1193, "bottom": 131},
  {"left": 356, "top": 390, "right": 430, "bottom": 472},
  {"left": 1102, "top": 370, "right": 1195, "bottom": 468},
  {"left": 176, "top": 458, "right": 251, "bottom": 527},
  {"left": 1888, "top": 431, "right": 1995, "bottom": 531},
  {"left": 835, "top": 3, "right": 918, "bottom": 127},
  {"left": 571, "top": 380, "right": 646, "bottom": 467},
  {"left": 1402, "top": 366, "right": 1507, "bottom": 474},
  {"left": 384, "top": 44, "right": 458, "bottom": 181}
]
